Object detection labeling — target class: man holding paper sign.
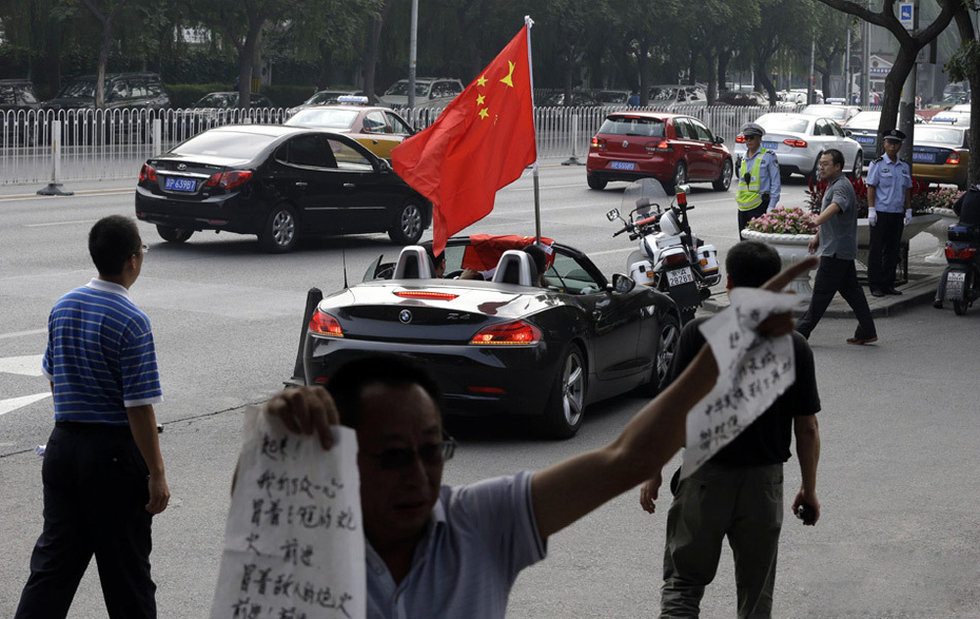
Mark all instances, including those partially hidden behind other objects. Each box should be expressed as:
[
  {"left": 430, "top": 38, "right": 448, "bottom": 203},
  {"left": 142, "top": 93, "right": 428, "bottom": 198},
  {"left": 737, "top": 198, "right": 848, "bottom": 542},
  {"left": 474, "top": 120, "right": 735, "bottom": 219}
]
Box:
[
  {"left": 261, "top": 256, "right": 816, "bottom": 618},
  {"left": 639, "top": 241, "right": 821, "bottom": 618}
]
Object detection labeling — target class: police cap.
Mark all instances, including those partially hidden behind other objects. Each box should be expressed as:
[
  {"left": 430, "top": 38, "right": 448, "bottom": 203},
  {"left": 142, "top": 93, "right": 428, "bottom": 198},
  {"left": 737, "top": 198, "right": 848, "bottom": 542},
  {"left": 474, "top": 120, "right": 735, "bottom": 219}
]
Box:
[
  {"left": 882, "top": 129, "right": 906, "bottom": 142},
  {"left": 740, "top": 122, "right": 765, "bottom": 137}
]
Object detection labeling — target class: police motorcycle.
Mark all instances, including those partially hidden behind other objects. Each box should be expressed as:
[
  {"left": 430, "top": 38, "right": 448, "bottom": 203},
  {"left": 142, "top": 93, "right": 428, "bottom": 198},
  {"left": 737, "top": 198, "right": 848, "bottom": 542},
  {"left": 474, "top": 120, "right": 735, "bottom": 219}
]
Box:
[
  {"left": 606, "top": 178, "right": 720, "bottom": 323},
  {"left": 937, "top": 186, "right": 980, "bottom": 316}
]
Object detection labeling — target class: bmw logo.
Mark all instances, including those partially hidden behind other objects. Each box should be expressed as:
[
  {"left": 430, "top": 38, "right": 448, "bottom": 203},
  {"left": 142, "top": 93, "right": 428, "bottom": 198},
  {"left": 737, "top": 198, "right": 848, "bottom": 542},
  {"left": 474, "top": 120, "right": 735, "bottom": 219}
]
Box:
[{"left": 398, "top": 309, "right": 413, "bottom": 324}]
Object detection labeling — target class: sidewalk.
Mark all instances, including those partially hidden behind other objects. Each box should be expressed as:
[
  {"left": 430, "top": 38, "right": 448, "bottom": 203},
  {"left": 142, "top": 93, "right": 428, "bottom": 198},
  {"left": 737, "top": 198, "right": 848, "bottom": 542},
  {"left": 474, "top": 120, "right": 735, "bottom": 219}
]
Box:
[{"left": 703, "top": 250, "right": 945, "bottom": 318}]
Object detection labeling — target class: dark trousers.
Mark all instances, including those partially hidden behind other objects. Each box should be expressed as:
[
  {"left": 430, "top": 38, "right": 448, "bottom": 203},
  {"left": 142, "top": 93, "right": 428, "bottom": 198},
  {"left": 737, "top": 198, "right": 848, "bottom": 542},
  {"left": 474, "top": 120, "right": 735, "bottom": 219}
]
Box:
[
  {"left": 15, "top": 423, "right": 156, "bottom": 619},
  {"left": 661, "top": 463, "right": 784, "bottom": 619},
  {"left": 737, "top": 204, "right": 768, "bottom": 239},
  {"left": 868, "top": 212, "right": 904, "bottom": 292},
  {"left": 796, "top": 255, "right": 877, "bottom": 340}
]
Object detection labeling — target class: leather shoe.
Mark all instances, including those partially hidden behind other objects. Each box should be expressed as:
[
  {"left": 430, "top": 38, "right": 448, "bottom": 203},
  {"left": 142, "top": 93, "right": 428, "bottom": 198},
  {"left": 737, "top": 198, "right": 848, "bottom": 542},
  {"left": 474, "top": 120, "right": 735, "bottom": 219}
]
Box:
[
  {"left": 885, "top": 288, "right": 902, "bottom": 295},
  {"left": 933, "top": 299, "right": 944, "bottom": 309},
  {"left": 846, "top": 335, "right": 878, "bottom": 345},
  {"left": 870, "top": 289, "right": 886, "bottom": 297}
]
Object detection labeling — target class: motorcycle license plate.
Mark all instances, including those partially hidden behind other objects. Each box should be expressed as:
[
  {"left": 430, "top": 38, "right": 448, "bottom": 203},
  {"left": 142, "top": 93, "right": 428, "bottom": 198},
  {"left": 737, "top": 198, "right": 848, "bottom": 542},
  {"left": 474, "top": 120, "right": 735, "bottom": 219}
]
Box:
[
  {"left": 944, "top": 271, "right": 966, "bottom": 300},
  {"left": 667, "top": 267, "right": 695, "bottom": 287}
]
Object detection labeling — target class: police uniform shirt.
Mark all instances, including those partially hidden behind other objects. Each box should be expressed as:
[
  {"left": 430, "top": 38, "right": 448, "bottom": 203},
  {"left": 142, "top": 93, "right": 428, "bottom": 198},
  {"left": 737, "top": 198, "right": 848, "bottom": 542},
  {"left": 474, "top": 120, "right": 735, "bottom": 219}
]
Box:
[{"left": 866, "top": 153, "right": 912, "bottom": 214}]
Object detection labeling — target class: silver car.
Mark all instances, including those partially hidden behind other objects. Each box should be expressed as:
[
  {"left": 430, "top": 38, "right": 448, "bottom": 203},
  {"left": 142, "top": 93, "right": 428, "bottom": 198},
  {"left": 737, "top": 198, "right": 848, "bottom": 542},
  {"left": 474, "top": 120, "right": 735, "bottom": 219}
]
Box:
[{"left": 732, "top": 112, "right": 864, "bottom": 180}]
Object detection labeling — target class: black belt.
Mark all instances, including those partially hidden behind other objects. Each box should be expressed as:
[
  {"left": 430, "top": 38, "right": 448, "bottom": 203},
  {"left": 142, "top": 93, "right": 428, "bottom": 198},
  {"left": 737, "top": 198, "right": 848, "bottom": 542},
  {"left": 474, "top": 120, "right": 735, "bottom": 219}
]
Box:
[{"left": 55, "top": 420, "right": 132, "bottom": 434}]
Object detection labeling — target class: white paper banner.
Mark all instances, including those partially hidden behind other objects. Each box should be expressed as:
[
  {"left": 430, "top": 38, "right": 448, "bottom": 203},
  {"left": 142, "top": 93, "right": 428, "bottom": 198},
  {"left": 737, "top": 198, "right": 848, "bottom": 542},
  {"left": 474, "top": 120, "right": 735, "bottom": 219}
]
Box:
[
  {"left": 210, "top": 406, "right": 365, "bottom": 619},
  {"left": 681, "top": 288, "right": 805, "bottom": 479}
]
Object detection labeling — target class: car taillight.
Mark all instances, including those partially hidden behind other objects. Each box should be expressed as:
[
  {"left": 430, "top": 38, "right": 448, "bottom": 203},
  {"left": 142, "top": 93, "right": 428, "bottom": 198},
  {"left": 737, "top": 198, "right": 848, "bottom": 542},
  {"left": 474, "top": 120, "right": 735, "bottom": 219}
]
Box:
[
  {"left": 644, "top": 140, "right": 671, "bottom": 154},
  {"left": 309, "top": 310, "right": 343, "bottom": 337},
  {"left": 945, "top": 244, "right": 977, "bottom": 260},
  {"left": 204, "top": 170, "right": 253, "bottom": 190},
  {"left": 735, "top": 135, "right": 746, "bottom": 143},
  {"left": 469, "top": 320, "right": 541, "bottom": 346},
  {"left": 783, "top": 139, "right": 808, "bottom": 148},
  {"left": 591, "top": 137, "right": 607, "bottom": 149},
  {"left": 945, "top": 152, "right": 960, "bottom": 165},
  {"left": 139, "top": 163, "right": 157, "bottom": 183}
]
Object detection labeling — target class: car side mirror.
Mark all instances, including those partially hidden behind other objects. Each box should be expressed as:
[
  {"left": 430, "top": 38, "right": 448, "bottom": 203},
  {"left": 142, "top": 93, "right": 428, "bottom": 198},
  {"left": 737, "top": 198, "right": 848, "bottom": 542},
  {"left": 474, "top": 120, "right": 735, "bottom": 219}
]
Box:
[
  {"left": 609, "top": 273, "right": 635, "bottom": 294},
  {"left": 377, "top": 158, "right": 393, "bottom": 173}
]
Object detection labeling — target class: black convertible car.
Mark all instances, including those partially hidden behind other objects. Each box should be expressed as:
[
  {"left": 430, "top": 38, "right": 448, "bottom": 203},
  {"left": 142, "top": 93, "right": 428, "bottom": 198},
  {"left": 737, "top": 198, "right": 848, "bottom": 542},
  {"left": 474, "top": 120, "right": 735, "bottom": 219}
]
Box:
[
  {"left": 135, "top": 126, "right": 431, "bottom": 252},
  {"left": 290, "top": 235, "right": 681, "bottom": 438}
]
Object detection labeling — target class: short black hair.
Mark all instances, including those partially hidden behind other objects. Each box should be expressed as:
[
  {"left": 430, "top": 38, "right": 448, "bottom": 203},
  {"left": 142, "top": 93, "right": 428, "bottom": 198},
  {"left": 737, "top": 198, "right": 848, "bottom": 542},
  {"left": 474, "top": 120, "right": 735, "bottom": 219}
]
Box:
[
  {"left": 327, "top": 355, "right": 443, "bottom": 428},
  {"left": 725, "top": 241, "right": 782, "bottom": 288},
  {"left": 89, "top": 215, "right": 141, "bottom": 276},
  {"left": 822, "top": 148, "right": 844, "bottom": 169}
]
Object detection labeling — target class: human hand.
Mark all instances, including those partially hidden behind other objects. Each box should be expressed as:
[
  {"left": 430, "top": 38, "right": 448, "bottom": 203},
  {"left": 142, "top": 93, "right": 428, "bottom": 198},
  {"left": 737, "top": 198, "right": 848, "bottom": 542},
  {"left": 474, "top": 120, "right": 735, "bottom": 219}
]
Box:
[
  {"left": 146, "top": 473, "right": 170, "bottom": 515},
  {"left": 264, "top": 385, "right": 339, "bottom": 450},
  {"left": 904, "top": 209, "right": 912, "bottom": 225},
  {"left": 807, "top": 235, "right": 819, "bottom": 255},
  {"left": 868, "top": 208, "right": 877, "bottom": 226},
  {"left": 792, "top": 489, "right": 820, "bottom": 526},
  {"left": 639, "top": 470, "right": 663, "bottom": 514}
]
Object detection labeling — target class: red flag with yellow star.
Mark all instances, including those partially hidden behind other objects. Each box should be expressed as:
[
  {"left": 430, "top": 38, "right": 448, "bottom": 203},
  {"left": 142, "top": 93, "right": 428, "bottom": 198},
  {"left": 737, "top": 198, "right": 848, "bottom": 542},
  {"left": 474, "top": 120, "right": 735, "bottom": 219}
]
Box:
[{"left": 392, "top": 26, "right": 536, "bottom": 254}]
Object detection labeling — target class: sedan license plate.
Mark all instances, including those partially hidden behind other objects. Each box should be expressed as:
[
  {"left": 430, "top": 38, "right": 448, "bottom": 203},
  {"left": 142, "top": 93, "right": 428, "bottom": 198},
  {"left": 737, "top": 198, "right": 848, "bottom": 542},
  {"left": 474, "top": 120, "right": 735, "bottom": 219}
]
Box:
[
  {"left": 856, "top": 136, "right": 874, "bottom": 144},
  {"left": 164, "top": 176, "right": 197, "bottom": 192},
  {"left": 945, "top": 271, "right": 966, "bottom": 300},
  {"left": 666, "top": 266, "right": 695, "bottom": 287},
  {"left": 761, "top": 140, "right": 778, "bottom": 150},
  {"left": 609, "top": 160, "right": 636, "bottom": 171},
  {"left": 912, "top": 151, "right": 935, "bottom": 163}
]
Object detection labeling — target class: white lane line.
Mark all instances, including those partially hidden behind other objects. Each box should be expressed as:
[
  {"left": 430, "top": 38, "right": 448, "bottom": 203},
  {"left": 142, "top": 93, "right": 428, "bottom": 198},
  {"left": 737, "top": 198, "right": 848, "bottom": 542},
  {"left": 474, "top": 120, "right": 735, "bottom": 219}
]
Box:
[
  {"left": 0, "top": 328, "right": 47, "bottom": 341},
  {"left": 0, "top": 393, "right": 50, "bottom": 417},
  {"left": 25, "top": 219, "right": 98, "bottom": 228},
  {"left": 0, "top": 354, "right": 45, "bottom": 377},
  {"left": 0, "top": 187, "right": 133, "bottom": 202}
]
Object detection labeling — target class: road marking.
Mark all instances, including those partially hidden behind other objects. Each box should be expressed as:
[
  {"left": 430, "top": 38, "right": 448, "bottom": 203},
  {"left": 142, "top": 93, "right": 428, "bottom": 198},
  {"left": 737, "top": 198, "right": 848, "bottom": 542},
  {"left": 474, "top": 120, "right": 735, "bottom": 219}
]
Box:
[
  {"left": 0, "top": 328, "right": 47, "bottom": 341},
  {"left": 0, "top": 187, "right": 133, "bottom": 202},
  {"left": 0, "top": 354, "right": 45, "bottom": 376},
  {"left": 25, "top": 219, "right": 99, "bottom": 228},
  {"left": 0, "top": 392, "right": 50, "bottom": 417}
]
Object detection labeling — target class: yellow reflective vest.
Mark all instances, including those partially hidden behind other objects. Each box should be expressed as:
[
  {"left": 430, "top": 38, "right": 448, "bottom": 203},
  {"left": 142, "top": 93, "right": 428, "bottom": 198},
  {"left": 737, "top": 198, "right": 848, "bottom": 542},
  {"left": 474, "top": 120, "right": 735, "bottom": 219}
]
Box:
[{"left": 736, "top": 148, "right": 770, "bottom": 211}]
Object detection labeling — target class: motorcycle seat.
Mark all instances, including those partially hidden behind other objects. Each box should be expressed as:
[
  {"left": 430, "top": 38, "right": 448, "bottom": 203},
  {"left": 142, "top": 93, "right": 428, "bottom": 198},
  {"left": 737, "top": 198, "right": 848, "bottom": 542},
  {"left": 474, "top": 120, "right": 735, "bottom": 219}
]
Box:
[{"left": 948, "top": 223, "right": 980, "bottom": 244}]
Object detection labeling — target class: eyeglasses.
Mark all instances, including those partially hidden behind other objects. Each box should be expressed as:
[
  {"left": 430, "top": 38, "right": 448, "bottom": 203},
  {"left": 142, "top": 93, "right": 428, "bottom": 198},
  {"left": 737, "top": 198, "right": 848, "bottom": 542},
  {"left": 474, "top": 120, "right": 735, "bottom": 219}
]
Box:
[
  {"left": 743, "top": 134, "right": 760, "bottom": 140},
  {"left": 361, "top": 436, "right": 457, "bottom": 470}
]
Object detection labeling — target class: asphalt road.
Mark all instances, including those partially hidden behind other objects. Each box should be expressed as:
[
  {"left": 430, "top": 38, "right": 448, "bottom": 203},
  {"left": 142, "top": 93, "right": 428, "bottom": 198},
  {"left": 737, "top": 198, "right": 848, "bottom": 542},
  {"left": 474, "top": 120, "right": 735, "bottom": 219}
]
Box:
[{"left": 1, "top": 164, "right": 978, "bottom": 617}]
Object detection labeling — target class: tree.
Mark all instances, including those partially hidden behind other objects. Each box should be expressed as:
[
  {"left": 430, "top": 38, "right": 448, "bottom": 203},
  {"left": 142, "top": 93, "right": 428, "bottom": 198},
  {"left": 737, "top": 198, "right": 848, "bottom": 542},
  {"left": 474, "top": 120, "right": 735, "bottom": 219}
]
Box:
[
  {"left": 815, "top": 0, "right": 958, "bottom": 159},
  {"left": 945, "top": 1, "right": 979, "bottom": 186},
  {"left": 809, "top": 2, "right": 853, "bottom": 99},
  {"left": 752, "top": 0, "right": 813, "bottom": 105},
  {"left": 678, "top": 0, "right": 759, "bottom": 103},
  {"left": 77, "top": 0, "right": 132, "bottom": 109},
  {"left": 607, "top": 0, "right": 681, "bottom": 105}
]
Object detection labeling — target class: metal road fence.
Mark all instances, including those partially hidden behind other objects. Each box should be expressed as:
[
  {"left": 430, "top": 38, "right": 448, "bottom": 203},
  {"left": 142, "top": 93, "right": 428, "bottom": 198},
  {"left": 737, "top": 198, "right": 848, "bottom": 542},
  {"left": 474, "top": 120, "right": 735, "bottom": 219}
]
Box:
[{"left": 1, "top": 105, "right": 803, "bottom": 187}]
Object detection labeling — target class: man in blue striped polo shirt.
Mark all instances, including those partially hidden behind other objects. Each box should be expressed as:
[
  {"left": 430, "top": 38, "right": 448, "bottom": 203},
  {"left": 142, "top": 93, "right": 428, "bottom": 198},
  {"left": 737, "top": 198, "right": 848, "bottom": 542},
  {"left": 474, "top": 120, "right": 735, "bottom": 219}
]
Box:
[{"left": 16, "top": 215, "right": 170, "bottom": 619}]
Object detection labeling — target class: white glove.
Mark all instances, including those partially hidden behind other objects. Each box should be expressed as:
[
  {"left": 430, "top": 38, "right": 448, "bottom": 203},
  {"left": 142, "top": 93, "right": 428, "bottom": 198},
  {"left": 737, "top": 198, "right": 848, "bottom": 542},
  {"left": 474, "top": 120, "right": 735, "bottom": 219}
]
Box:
[
  {"left": 904, "top": 209, "right": 912, "bottom": 225},
  {"left": 868, "top": 209, "right": 877, "bottom": 226}
]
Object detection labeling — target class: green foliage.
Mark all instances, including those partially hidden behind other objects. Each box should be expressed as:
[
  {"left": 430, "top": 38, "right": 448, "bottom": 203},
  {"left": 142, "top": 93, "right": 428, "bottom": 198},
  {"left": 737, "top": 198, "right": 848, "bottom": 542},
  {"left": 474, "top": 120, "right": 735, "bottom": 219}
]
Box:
[{"left": 945, "top": 39, "right": 980, "bottom": 83}]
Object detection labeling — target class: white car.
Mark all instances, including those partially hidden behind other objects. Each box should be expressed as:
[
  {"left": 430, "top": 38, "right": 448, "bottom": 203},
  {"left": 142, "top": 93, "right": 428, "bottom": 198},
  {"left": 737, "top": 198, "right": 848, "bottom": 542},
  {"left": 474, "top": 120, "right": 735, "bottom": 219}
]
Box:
[
  {"left": 732, "top": 112, "right": 864, "bottom": 180},
  {"left": 801, "top": 103, "right": 862, "bottom": 125},
  {"left": 379, "top": 77, "right": 464, "bottom": 109}
]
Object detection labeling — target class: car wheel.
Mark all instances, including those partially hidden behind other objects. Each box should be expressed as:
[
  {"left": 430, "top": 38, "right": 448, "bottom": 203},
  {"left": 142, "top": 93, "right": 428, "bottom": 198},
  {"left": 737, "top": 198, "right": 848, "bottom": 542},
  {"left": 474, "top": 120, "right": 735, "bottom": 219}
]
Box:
[
  {"left": 641, "top": 311, "right": 680, "bottom": 396},
  {"left": 713, "top": 158, "right": 733, "bottom": 191},
  {"left": 666, "top": 161, "right": 687, "bottom": 195},
  {"left": 540, "top": 346, "right": 586, "bottom": 439},
  {"left": 389, "top": 200, "right": 424, "bottom": 245},
  {"left": 259, "top": 203, "right": 300, "bottom": 253},
  {"left": 849, "top": 151, "right": 863, "bottom": 178},
  {"left": 156, "top": 224, "right": 194, "bottom": 244},
  {"left": 587, "top": 174, "right": 607, "bottom": 190}
]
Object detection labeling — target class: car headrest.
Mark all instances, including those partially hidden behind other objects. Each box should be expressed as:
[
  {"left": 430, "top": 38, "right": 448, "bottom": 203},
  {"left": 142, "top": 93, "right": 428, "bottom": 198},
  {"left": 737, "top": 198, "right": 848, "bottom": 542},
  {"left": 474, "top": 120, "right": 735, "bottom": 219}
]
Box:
[
  {"left": 491, "top": 250, "right": 538, "bottom": 286},
  {"left": 393, "top": 245, "right": 434, "bottom": 279}
]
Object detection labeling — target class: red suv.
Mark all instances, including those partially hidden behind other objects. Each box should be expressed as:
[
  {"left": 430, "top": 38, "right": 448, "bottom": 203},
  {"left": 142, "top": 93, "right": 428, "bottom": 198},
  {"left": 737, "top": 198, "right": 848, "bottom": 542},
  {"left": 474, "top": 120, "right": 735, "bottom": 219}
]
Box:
[{"left": 586, "top": 112, "right": 733, "bottom": 193}]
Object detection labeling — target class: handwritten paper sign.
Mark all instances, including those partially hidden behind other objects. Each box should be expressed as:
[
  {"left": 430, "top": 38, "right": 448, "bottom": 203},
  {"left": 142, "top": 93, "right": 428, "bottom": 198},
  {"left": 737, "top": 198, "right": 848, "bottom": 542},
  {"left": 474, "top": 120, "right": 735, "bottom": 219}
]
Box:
[
  {"left": 681, "top": 288, "right": 805, "bottom": 479},
  {"left": 210, "top": 406, "right": 365, "bottom": 619}
]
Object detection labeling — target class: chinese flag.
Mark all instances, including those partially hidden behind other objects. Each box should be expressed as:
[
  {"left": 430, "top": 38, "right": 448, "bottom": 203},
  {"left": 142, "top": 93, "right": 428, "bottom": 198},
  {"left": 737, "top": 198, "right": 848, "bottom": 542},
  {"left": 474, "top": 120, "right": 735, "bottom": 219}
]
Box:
[{"left": 392, "top": 26, "right": 536, "bottom": 255}]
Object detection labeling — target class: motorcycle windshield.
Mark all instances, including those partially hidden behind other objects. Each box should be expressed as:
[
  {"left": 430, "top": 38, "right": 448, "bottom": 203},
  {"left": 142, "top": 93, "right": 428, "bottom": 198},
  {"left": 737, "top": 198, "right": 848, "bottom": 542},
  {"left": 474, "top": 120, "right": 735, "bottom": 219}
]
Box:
[{"left": 621, "top": 178, "right": 669, "bottom": 218}]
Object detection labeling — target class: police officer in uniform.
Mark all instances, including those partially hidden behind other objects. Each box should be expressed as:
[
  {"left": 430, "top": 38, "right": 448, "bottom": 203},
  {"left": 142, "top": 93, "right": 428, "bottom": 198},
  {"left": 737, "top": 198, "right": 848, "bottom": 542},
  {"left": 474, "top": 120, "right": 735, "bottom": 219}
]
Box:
[
  {"left": 735, "top": 122, "right": 781, "bottom": 237},
  {"left": 866, "top": 129, "right": 913, "bottom": 296}
]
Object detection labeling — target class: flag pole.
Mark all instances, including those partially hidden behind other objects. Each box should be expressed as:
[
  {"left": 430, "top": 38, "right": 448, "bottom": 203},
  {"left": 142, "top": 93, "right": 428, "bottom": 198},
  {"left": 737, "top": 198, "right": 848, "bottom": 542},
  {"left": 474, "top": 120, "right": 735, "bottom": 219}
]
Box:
[{"left": 525, "top": 15, "right": 541, "bottom": 243}]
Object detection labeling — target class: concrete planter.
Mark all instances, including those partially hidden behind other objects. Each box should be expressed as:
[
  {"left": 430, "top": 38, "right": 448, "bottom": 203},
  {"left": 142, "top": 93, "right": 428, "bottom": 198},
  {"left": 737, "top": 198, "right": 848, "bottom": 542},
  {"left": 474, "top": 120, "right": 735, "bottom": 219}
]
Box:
[
  {"left": 854, "top": 213, "right": 941, "bottom": 270},
  {"left": 740, "top": 230, "right": 815, "bottom": 296}
]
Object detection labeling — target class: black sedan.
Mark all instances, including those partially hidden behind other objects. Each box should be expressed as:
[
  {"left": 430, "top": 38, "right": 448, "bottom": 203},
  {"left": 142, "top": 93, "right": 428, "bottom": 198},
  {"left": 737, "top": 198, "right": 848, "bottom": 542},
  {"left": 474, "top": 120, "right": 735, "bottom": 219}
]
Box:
[
  {"left": 291, "top": 235, "right": 681, "bottom": 438},
  {"left": 135, "top": 126, "right": 431, "bottom": 252}
]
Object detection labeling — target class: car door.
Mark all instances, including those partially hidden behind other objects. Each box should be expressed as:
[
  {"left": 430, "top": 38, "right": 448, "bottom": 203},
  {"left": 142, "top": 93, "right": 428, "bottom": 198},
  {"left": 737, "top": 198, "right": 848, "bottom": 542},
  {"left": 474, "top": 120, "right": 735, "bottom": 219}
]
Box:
[
  {"left": 311, "top": 136, "right": 397, "bottom": 234},
  {"left": 357, "top": 110, "right": 401, "bottom": 159},
  {"left": 548, "top": 251, "right": 645, "bottom": 381},
  {"left": 671, "top": 118, "right": 703, "bottom": 179}
]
